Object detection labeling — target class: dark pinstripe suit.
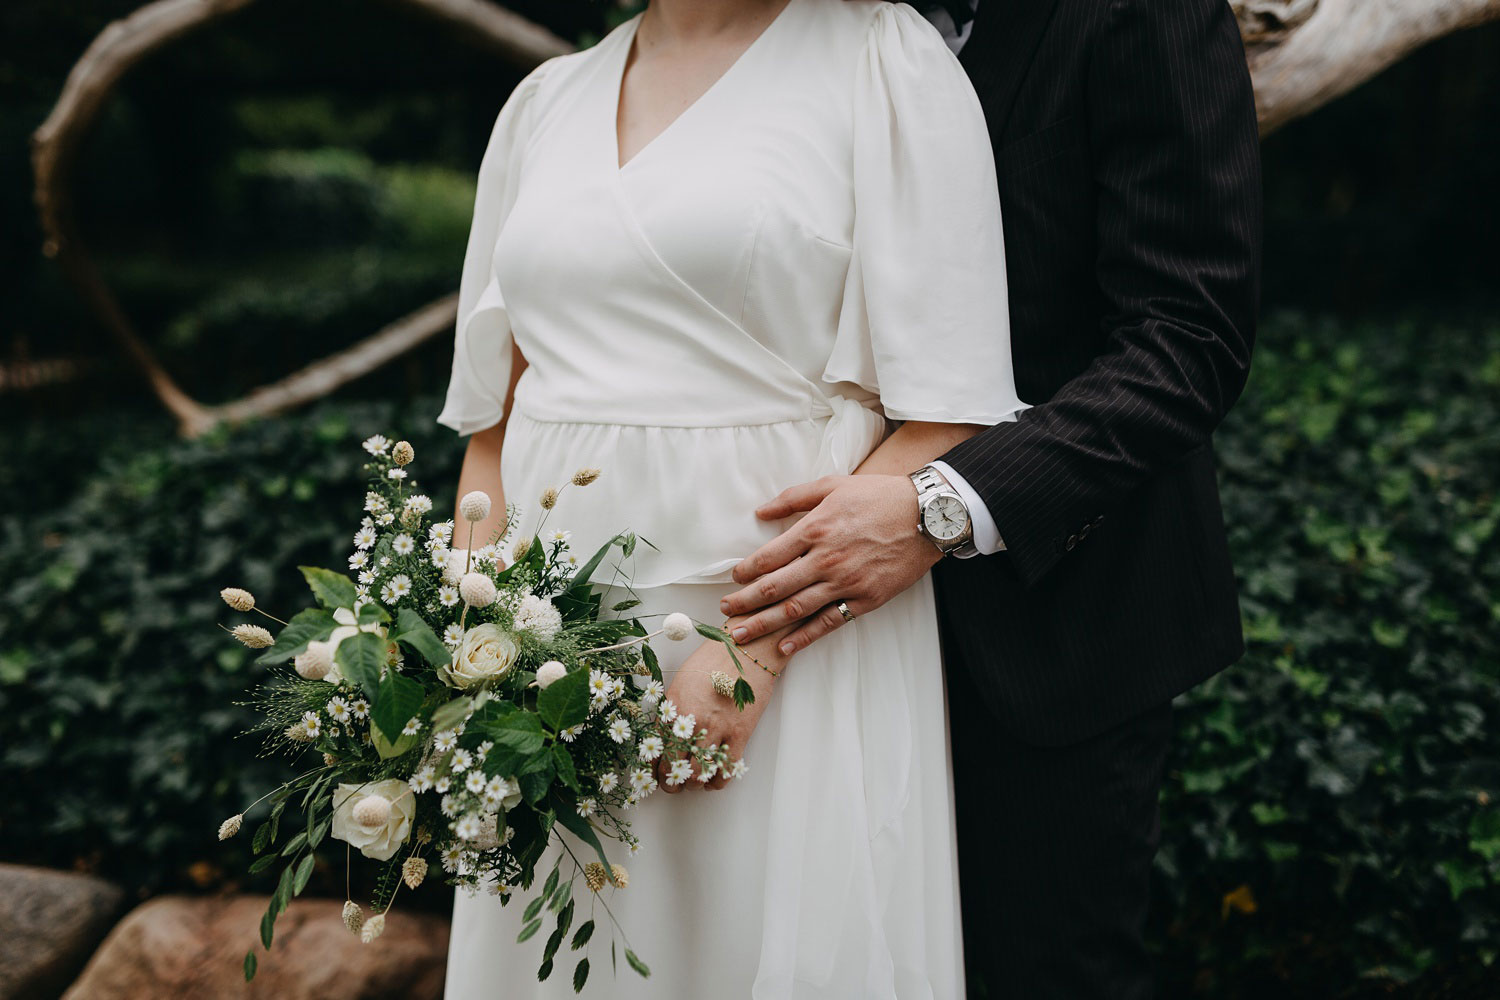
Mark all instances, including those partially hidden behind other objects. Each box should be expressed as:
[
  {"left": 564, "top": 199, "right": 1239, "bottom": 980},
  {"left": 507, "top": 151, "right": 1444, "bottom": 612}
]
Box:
[{"left": 931, "top": 0, "right": 1261, "bottom": 995}]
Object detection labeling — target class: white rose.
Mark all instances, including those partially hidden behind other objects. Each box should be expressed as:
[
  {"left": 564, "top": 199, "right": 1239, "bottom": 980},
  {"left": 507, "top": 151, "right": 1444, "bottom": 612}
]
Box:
[
  {"left": 330, "top": 779, "right": 414, "bottom": 861},
  {"left": 442, "top": 624, "right": 519, "bottom": 690}
]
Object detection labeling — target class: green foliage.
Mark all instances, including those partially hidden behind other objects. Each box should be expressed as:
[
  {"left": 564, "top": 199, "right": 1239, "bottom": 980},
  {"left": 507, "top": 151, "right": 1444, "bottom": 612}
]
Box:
[{"left": 1153, "top": 314, "right": 1500, "bottom": 994}]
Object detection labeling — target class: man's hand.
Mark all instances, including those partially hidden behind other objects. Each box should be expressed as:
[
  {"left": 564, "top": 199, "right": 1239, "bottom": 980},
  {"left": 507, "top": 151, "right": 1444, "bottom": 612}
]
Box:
[{"left": 719, "top": 474, "right": 941, "bottom": 653}]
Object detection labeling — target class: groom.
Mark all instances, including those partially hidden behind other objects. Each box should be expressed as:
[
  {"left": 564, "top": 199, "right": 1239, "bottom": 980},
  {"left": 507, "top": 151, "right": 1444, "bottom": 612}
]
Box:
[{"left": 720, "top": 0, "right": 1261, "bottom": 995}]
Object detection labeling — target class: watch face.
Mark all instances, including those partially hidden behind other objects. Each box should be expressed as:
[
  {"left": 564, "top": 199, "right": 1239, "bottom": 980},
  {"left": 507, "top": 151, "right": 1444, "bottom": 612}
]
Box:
[{"left": 923, "top": 494, "right": 969, "bottom": 542}]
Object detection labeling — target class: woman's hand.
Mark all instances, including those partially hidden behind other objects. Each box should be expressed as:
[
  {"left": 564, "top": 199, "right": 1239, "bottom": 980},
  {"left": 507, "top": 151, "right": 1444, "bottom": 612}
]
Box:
[{"left": 655, "top": 619, "right": 791, "bottom": 791}]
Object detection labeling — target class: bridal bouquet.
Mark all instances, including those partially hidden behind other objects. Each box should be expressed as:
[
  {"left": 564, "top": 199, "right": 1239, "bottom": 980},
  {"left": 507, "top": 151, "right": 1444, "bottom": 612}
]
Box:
[{"left": 216, "top": 433, "right": 752, "bottom": 991}]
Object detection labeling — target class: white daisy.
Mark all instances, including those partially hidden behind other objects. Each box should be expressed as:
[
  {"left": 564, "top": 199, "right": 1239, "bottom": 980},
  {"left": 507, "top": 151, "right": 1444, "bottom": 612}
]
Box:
[
  {"left": 440, "top": 794, "right": 460, "bottom": 818},
  {"left": 672, "top": 714, "right": 697, "bottom": 740},
  {"left": 429, "top": 521, "right": 454, "bottom": 543},
  {"left": 641, "top": 680, "right": 665, "bottom": 703},
  {"left": 353, "top": 526, "right": 377, "bottom": 550},
  {"left": 577, "top": 798, "right": 598, "bottom": 817},
  {"left": 549, "top": 529, "right": 572, "bottom": 544},
  {"left": 365, "top": 492, "right": 386, "bottom": 513},
  {"left": 666, "top": 759, "right": 694, "bottom": 786},
  {"left": 450, "top": 748, "right": 473, "bottom": 773},
  {"left": 588, "top": 670, "right": 614, "bottom": 709},
  {"left": 382, "top": 574, "right": 412, "bottom": 605},
  {"left": 411, "top": 766, "right": 435, "bottom": 792},
  {"left": 443, "top": 623, "right": 465, "bottom": 646},
  {"left": 358, "top": 569, "right": 376, "bottom": 585},
  {"left": 559, "top": 725, "right": 583, "bottom": 742},
  {"left": 348, "top": 550, "right": 369, "bottom": 570},
  {"left": 476, "top": 740, "right": 494, "bottom": 759},
  {"left": 377, "top": 512, "right": 395, "bottom": 525},
  {"left": 434, "top": 776, "right": 451, "bottom": 794},
  {"left": 434, "top": 730, "right": 458, "bottom": 752},
  {"left": 598, "top": 772, "right": 619, "bottom": 794},
  {"left": 387, "top": 468, "right": 407, "bottom": 481},
  {"left": 608, "top": 676, "right": 626, "bottom": 699},
  {"left": 659, "top": 699, "right": 679, "bottom": 724},
  {"left": 438, "top": 586, "right": 460, "bottom": 608},
  {"left": 608, "top": 717, "right": 632, "bottom": 744},
  {"left": 402, "top": 717, "right": 423, "bottom": 737},
  {"left": 730, "top": 759, "right": 749, "bottom": 780},
  {"left": 298, "top": 711, "right": 321, "bottom": 740},
  {"left": 455, "top": 814, "right": 481, "bottom": 840},
  {"left": 325, "top": 696, "right": 351, "bottom": 724},
  {"left": 430, "top": 547, "right": 450, "bottom": 568},
  {"left": 350, "top": 699, "right": 369, "bottom": 721},
  {"left": 439, "top": 844, "right": 466, "bottom": 873},
  {"left": 465, "top": 770, "right": 486, "bottom": 793},
  {"left": 405, "top": 494, "right": 433, "bottom": 515},
  {"left": 628, "top": 767, "right": 656, "bottom": 793},
  {"left": 637, "top": 736, "right": 664, "bottom": 762},
  {"left": 392, "top": 533, "right": 415, "bottom": 556},
  {"left": 362, "top": 434, "right": 390, "bottom": 456},
  {"left": 698, "top": 760, "right": 719, "bottom": 782}
]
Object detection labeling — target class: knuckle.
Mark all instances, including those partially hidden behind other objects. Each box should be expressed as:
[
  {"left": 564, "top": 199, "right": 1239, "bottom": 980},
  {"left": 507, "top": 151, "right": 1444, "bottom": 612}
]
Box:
[
  {"left": 781, "top": 596, "right": 805, "bottom": 620},
  {"left": 756, "top": 578, "right": 779, "bottom": 602}
]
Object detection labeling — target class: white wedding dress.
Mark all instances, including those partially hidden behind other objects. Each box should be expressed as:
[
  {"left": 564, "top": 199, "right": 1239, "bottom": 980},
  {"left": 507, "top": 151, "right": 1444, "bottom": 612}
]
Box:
[{"left": 436, "top": 1, "right": 1027, "bottom": 996}]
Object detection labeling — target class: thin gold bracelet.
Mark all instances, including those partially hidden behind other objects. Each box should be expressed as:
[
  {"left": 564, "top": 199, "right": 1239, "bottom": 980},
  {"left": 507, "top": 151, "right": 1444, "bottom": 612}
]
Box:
[{"left": 723, "top": 620, "right": 781, "bottom": 678}]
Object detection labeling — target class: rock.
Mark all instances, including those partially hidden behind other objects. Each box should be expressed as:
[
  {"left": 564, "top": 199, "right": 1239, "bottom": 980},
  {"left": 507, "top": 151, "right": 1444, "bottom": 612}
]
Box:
[
  {"left": 0, "top": 863, "right": 126, "bottom": 1000},
  {"left": 62, "top": 896, "right": 449, "bottom": 1000}
]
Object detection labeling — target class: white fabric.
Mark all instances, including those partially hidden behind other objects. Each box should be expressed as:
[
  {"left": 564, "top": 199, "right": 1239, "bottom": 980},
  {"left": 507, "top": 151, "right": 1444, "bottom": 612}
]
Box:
[{"left": 438, "top": 1, "right": 1027, "bottom": 996}]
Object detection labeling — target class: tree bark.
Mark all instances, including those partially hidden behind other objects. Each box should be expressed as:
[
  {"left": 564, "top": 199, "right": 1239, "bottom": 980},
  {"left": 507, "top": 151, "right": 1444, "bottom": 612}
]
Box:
[
  {"left": 28, "top": 0, "right": 1500, "bottom": 435},
  {"left": 1236, "top": 0, "right": 1500, "bottom": 135}
]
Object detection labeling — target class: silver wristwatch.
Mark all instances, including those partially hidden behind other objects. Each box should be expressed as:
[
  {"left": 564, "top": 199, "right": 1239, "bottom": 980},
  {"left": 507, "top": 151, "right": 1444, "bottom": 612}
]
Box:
[{"left": 909, "top": 465, "right": 974, "bottom": 557}]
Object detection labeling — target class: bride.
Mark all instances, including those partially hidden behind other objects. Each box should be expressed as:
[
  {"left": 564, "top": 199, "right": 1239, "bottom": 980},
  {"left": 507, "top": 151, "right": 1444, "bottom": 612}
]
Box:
[{"left": 437, "top": 0, "right": 1027, "bottom": 995}]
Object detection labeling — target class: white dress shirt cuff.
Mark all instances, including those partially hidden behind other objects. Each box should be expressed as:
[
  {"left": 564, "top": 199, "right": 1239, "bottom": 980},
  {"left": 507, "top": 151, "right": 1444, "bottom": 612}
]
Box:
[{"left": 928, "top": 460, "right": 1004, "bottom": 557}]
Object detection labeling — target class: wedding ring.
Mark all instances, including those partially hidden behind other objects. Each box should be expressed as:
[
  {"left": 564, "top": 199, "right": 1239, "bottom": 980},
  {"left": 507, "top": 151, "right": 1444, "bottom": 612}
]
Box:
[{"left": 836, "top": 601, "right": 856, "bottom": 624}]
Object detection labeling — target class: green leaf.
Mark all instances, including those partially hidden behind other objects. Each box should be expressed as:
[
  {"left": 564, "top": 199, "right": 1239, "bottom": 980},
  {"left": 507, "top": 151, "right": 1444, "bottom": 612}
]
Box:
[
  {"left": 552, "top": 744, "right": 580, "bottom": 793},
  {"left": 299, "top": 566, "right": 358, "bottom": 610},
  {"left": 1469, "top": 809, "right": 1500, "bottom": 861},
  {"left": 694, "top": 623, "right": 732, "bottom": 643},
  {"left": 517, "top": 917, "right": 544, "bottom": 943},
  {"left": 519, "top": 754, "right": 557, "bottom": 804},
  {"left": 542, "top": 863, "right": 560, "bottom": 900},
  {"left": 552, "top": 792, "right": 612, "bottom": 871},
  {"left": 244, "top": 949, "right": 258, "bottom": 982},
  {"left": 1441, "top": 859, "right": 1486, "bottom": 900},
  {"left": 538, "top": 958, "right": 554, "bottom": 982},
  {"left": 430, "top": 697, "right": 474, "bottom": 735},
  {"left": 357, "top": 601, "right": 391, "bottom": 625},
  {"left": 625, "top": 949, "right": 651, "bottom": 978},
  {"left": 280, "top": 830, "right": 308, "bottom": 857},
  {"left": 486, "top": 711, "right": 547, "bottom": 755},
  {"left": 248, "top": 854, "right": 278, "bottom": 875},
  {"left": 292, "top": 854, "right": 315, "bottom": 895},
  {"left": 308, "top": 816, "right": 331, "bottom": 849},
  {"left": 372, "top": 726, "right": 418, "bottom": 760},
  {"left": 335, "top": 631, "right": 387, "bottom": 699},
  {"left": 544, "top": 925, "right": 565, "bottom": 964},
  {"left": 537, "top": 669, "right": 589, "bottom": 733},
  {"left": 373, "top": 670, "right": 425, "bottom": 743},
  {"left": 273, "top": 863, "right": 296, "bottom": 912},
  {"left": 611, "top": 599, "right": 642, "bottom": 612},
  {"left": 571, "top": 920, "right": 595, "bottom": 950},
  {"left": 393, "top": 608, "right": 450, "bottom": 667},
  {"left": 524, "top": 893, "right": 546, "bottom": 923},
  {"left": 557, "top": 898, "right": 574, "bottom": 940},
  {"left": 549, "top": 877, "right": 572, "bottom": 913},
  {"left": 573, "top": 957, "right": 590, "bottom": 993},
  {"left": 732, "top": 678, "right": 756, "bottom": 710},
  {"left": 255, "top": 607, "right": 336, "bottom": 666},
  {"left": 252, "top": 820, "right": 272, "bottom": 854},
  {"left": 259, "top": 901, "right": 277, "bottom": 949}
]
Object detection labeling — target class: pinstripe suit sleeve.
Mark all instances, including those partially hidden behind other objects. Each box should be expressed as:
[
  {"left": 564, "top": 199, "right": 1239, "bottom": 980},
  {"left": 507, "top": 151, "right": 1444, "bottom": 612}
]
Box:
[{"left": 939, "top": 0, "right": 1262, "bottom": 589}]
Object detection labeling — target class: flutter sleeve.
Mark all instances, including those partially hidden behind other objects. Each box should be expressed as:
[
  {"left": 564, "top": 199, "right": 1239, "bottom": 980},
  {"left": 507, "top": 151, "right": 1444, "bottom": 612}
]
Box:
[
  {"left": 822, "top": 3, "right": 1030, "bottom": 425},
  {"left": 435, "top": 62, "right": 551, "bottom": 436}
]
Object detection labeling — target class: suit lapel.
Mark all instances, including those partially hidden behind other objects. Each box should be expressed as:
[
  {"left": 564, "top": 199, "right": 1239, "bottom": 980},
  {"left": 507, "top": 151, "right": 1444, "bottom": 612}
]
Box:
[{"left": 959, "top": 0, "right": 1062, "bottom": 138}]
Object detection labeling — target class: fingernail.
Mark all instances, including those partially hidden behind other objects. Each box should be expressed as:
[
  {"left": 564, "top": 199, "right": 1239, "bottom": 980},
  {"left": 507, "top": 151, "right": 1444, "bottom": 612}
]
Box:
[
  {"left": 720, "top": 600, "right": 731, "bottom": 614},
  {"left": 780, "top": 641, "right": 794, "bottom": 655},
  {"left": 731, "top": 627, "right": 747, "bottom": 642}
]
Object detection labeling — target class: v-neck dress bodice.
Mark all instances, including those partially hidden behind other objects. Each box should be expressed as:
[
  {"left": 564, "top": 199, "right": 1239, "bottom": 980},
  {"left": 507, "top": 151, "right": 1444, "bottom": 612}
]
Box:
[{"left": 438, "top": 0, "right": 1026, "bottom": 590}]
